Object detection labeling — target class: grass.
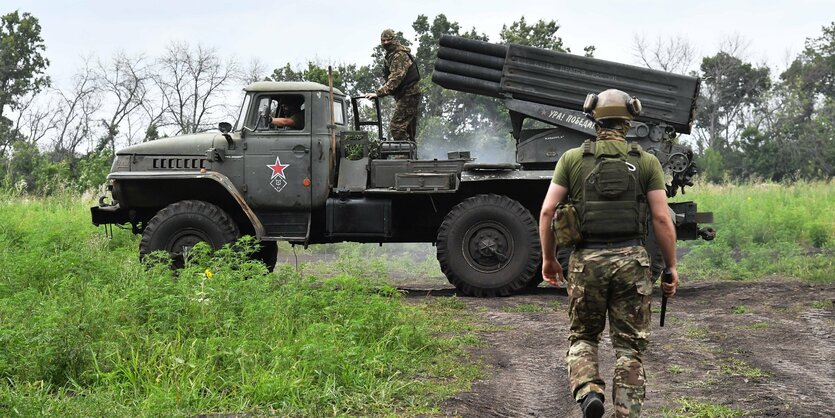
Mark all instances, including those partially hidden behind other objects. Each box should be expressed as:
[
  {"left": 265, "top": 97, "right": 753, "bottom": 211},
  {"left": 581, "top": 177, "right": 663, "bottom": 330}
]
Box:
[
  {"left": 720, "top": 358, "right": 768, "bottom": 380},
  {"left": 662, "top": 397, "right": 742, "bottom": 418},
  {"left": 547, "top": 300, "right": 564, "bottom": 311},
  {"left": 732, "top": 305, "right": 749, "bottom": 314},
  {"left": 502, "top": 303, "right": 544, "bottom": 313},
  {"left": 685, "top": 326, "right": 709, "bottom": 339},
  {"left": 0, "top": 192, "right": 481, "bottom": 417},
  {"left": 811, "top": 300, "right": 834, "bottom": 309},
  {"left": 673, "top": 180, "right": 834, "bottom": 283}
]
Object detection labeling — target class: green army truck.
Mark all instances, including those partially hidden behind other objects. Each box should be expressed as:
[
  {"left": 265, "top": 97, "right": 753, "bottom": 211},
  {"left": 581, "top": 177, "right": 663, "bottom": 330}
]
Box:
[{"left": 91, "top": 35, "right": 714, "bottom": 296}]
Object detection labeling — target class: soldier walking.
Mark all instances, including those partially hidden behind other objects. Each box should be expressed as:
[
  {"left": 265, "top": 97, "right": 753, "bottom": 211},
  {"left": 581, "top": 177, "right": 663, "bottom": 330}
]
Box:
[
  {"left": 538, "top": 89, "right": 679, "bottom": 418},
  {"left": 365, "top": 28, "right": 421, "bottom": 142}
]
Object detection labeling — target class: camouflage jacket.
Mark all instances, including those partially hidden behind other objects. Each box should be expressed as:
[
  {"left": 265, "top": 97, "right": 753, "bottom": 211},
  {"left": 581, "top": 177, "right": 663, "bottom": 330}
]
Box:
[{"left": 376, "top": 44, "right": 420, "bottom": 98}]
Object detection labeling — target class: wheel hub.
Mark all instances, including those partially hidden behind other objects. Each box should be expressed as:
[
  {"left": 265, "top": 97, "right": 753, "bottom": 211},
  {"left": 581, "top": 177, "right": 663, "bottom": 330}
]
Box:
[
  {"left": 167, "top": 228, "right": 210, "bottom": 257},
  {"left": 463, "top": 221, "right": 513, "bottom": 273}
]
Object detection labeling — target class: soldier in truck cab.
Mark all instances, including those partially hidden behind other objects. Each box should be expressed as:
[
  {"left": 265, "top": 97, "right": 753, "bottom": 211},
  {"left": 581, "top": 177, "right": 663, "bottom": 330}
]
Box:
[{"left": 270, "top": 96, "right": 304, "bottom": 130}]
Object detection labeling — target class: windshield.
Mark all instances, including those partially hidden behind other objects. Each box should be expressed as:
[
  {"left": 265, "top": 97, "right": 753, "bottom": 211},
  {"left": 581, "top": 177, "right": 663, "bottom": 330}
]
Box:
[{"left": 233, "top": 92, "right": 253, "bottom": 132}]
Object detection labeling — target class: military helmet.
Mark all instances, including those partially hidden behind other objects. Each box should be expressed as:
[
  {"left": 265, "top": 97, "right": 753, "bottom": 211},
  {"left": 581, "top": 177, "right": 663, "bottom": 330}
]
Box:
[
  {"left": 583, "top": 89, "right": 642, "bottom": 121},
  {"left": 380, "top": 28, "right": 396, "bottom": 41}
]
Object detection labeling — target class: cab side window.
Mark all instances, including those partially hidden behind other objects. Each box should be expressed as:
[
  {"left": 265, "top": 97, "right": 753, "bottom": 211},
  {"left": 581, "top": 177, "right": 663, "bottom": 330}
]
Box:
[{"left": 253, "top": 94, "right": 305, "bottom": 131}]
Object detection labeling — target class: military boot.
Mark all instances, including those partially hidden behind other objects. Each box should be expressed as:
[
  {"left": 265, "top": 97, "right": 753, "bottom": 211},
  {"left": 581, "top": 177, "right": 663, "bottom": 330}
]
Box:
[{"left": 579, "top": 392, "right": 604, "bottom": 418}]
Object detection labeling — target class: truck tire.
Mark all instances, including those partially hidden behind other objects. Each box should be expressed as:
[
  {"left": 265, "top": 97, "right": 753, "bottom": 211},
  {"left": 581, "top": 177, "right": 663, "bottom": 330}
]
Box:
[
  {"left": 437, "top": 194, "right": 541, "bottom": 297},
  {"left": 139, "top": 200, "right": 240, "bottom": 267}
]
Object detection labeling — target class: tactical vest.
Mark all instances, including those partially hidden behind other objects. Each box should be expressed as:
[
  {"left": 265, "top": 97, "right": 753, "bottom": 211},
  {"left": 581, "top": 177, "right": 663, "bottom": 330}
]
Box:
[
  {"left": 576, "top": 139, "right": 648, "bottom": 243},
  {"left": 383, "top": 50, "right": 420, "bottom": 97}
]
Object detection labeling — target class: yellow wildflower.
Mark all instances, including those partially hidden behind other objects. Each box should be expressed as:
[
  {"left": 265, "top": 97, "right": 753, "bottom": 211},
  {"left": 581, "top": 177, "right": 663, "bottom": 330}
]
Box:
[{"left": 205, "top": 269, "right": 213, "bottom": 279}]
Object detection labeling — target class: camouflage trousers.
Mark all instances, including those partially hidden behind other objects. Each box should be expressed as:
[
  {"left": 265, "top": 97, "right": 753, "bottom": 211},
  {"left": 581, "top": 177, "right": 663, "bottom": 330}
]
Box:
[
  {"left": 565, "top": 245, "right": 653, "bottom": 418},
  {"left": 390, "top": 92, "right": 421, "bottom": 141}
]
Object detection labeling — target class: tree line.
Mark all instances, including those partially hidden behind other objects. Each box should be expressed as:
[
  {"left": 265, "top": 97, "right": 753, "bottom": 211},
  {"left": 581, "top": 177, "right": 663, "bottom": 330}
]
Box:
[{"left": 0, "top": 10, "right": 832, "bottom": 194}]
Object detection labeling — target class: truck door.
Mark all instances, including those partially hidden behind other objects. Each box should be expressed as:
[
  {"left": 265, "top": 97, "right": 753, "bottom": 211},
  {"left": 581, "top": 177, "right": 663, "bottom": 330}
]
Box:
[{"left": 243, "top": 93, "right": 311, "bottom": 239}]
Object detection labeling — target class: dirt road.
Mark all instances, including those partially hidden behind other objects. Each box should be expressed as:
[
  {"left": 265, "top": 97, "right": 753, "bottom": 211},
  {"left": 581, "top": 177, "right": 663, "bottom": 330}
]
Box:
[{"left": 400, "top": 278, "right": 835, "bottom": 417}]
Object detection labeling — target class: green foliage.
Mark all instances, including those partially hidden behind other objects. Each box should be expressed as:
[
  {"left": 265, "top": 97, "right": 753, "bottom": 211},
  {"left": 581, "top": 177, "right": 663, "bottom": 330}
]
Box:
[
  {"left": 720, "top": 358, "right": 768, "bottom": 379},
  {"left": 426, "top": 295, "right": 468, "bottom": 311},
  {"left": 0, "top": 141, "right": 112, "bottom": 194},
  {"left": 499, "top": 16, "right": 565, "bottom": 51},
  {"left": 732, "top": 305, "right": 749, "bottom": 314},
  {"left": 811, "top": 300, "right": 833, "bottom": 309},
  {"left": 0, "top": 195, "right": 480, "bottom": 416},
  {"left": 696, "top": 148, "right": 727, "bottom": 183},
  {"left": 696, "top": 51, "right": 771, "bottom": 153},
  {"left": 143, "top": 123, "right": 160, "bottom": 142},
  {"left": 695, "top": 23, "right": 835, "bottom": 181},
  {"left": 685, "top": 326, "right": 709, "bottom": 339},
  {"left": 270, "top": 62, "right": 346, "bottom": 91},
  {"left": 676, "top": 181, "right": 834, "bottom": 283},
  {"left": 663, "top": 398, "right": 743, "bottom": 418},
  {"left": 0, "top": 10, "right": 50, "bottom": 122},
  {"left": 75, "top": 150, "right": 113, "bottom": 191},
  {"left": 783, "top": 21, "right": 835, "bottom": 99}
]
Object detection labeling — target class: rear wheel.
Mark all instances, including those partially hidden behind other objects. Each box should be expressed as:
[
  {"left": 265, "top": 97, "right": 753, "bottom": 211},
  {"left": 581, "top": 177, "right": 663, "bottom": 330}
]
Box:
[
  {"left": 437, "top": 194, "right": 541, "bottom": 297},
  {"left": 139, "top": 200, "right": 240, "bottom": 267}
]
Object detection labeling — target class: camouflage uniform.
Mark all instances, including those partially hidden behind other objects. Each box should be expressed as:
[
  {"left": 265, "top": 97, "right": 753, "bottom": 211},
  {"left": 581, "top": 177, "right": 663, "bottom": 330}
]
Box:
[
  {"left": 376, "top": 44, "right": 421, "bottom": 142},
  {"left": 566, "top": 246, "right": 652, "bottom": 418},
  {"left": 552, "top": 130, "right": 665, "bottom": 418}
]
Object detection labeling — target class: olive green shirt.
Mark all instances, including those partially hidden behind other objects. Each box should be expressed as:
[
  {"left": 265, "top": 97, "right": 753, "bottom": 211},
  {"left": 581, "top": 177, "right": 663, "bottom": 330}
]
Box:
[
  {"left": 552, "top": 139, "right": 666, "bottom": 200},
  {"left": 289, "top": 111, "right": 304, "bottom": 130}
]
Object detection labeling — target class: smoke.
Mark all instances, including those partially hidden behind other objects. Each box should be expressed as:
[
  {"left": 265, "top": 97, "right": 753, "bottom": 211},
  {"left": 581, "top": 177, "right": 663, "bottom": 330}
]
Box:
[{"left": 416, "top": 116, "right": 515, "bottom": 163}]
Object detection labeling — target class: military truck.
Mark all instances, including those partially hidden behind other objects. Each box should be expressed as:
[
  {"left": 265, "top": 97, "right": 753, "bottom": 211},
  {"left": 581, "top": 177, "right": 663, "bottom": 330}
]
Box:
[{"left": 91, "top": 35, "right": 714, "bottom": 296}]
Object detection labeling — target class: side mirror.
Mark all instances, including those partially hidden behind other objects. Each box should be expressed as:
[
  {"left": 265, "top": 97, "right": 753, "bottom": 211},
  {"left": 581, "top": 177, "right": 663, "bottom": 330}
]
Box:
[{"left": 218, "top": 122, "right": 234, "bottom": 148}]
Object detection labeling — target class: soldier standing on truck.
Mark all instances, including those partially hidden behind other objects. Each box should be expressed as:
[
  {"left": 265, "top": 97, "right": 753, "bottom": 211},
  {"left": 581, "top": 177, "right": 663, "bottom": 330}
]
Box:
[
  {"left": 364, "top": 28, "right": 421, "bottom": 142},
  {"left": 538, "top": 89, "right": 680, "bottom": 418}
]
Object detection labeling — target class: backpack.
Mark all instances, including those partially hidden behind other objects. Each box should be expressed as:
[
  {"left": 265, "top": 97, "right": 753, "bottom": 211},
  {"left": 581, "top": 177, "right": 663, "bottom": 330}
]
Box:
[{"left": 576, "top": 140, "right": 648, "bottom": 242}]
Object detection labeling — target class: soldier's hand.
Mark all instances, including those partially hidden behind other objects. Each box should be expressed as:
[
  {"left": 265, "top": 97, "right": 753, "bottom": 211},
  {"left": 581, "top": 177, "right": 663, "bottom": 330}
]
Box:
[
  {"left": 365, "top": 92, "right": 378, "bottom": 100},
  {"left": 542, "top": 258, "right": 565, "bottom": 288},
  {"left": 661, "top": 267, "right": 679, "bottom": 298}
]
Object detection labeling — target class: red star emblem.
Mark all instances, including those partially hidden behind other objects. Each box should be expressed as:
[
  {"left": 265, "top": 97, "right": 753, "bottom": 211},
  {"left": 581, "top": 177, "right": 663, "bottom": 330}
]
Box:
[{"left": 266, "top": 156, "right": 289, "bottom": 179}]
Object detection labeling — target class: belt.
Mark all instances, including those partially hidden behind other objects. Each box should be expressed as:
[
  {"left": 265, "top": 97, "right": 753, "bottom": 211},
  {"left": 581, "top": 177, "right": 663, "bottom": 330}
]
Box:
[{"left": 575, "top": 239, "right": 643, "bottom": 249}]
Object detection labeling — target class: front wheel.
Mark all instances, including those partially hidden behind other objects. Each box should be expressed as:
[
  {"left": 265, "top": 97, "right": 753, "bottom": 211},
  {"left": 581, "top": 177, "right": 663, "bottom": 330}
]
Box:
[
  {"left": 139, "top": 200, "right": 240, "bottom": 267},
  {"left": 437, "top": 194, "right": 541, "bottom": 297}
]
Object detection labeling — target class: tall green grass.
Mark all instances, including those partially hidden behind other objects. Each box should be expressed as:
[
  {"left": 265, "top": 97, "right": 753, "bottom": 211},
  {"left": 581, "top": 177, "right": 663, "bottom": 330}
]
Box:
[
  {"left": 0, "top": 193, "right": 478, "bottom": 416},
  {"left": 673, "top": 181, "right": 834, "bottom": 282}
]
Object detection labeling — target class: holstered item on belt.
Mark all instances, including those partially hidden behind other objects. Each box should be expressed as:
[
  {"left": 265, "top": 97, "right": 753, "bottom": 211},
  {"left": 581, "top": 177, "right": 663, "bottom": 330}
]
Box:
[{"left": 551, "top": 202, "right": 582, "bottom": 247}]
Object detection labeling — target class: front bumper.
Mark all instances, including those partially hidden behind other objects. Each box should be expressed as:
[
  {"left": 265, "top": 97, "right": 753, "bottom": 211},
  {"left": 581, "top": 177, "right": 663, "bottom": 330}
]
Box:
[{"left": 90, "top": 203, "right": 130, "bottom": 226}]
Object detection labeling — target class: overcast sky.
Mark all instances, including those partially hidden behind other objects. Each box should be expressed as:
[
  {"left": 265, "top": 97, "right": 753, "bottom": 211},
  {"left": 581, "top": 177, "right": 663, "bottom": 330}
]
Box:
[{"left": 8, "top": 0, "right": 835, "bottom": 89}]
